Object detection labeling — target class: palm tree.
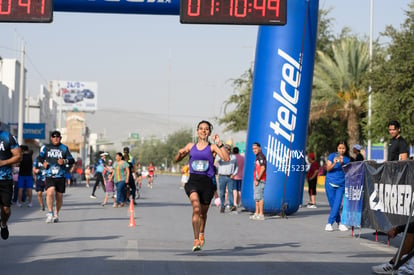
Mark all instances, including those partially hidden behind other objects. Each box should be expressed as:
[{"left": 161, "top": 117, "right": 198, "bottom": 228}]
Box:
[{"left": 311, "top": 37, "right": 370, "bottom": 148}]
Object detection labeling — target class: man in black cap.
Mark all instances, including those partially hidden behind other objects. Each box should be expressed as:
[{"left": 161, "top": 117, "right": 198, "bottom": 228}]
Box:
[{"left": 38, "top": 130, "right": 74, "bottom": 223}]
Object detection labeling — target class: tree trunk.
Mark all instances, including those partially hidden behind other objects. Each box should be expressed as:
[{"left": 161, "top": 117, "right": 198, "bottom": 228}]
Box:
[{"left": 347, "top": 108, "right": 360, "bottom": 151}]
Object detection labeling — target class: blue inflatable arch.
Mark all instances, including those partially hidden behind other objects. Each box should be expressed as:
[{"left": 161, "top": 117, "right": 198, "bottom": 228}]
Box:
[{"left": 54, "top": 0, "right": 319, "bottom": 215}]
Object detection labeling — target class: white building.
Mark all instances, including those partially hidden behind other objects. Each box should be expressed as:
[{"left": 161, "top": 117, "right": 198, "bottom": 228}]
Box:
[
  {"left": 0, "top": 58, "right": 23, "bottom": 128},
  {"left": 0, "top": 57, "right": 58, "bottom": 150}
]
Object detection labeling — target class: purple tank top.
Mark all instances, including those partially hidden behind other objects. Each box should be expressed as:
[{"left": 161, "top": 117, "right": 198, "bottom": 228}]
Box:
[{"left": 189, "top": 144, "right": 215, "bottom": 178}]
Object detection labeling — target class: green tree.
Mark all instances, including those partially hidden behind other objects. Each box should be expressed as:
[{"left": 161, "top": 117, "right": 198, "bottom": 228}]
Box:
[
  {"left": 218, "top": 67, "right": 253, "bottom": 132},
  {"left": 219, "top": 8, "right": 337, "bottom": 136},
  {"left": 316, "top": 8, "right": 335, "bottom": 59},
  {"left": 130, "top": 128, "right": 193, "bottom": 168},
  {"left": 307, "top": 117, "right": 347, "bottom": 158},
  {"left": 311, "top": 36, "right": 370, "bottom": 149},
  {"left": 367, "top": 2, "right": 414, "bottom": 143}
]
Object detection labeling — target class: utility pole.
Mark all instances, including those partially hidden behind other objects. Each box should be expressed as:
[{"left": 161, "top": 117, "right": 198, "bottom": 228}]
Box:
[
  {"left": 18, "top": 42, "right": 25, "bottom": 144},
  {"left": 367, "top": 0, "right": 373, "bottom": 160}
]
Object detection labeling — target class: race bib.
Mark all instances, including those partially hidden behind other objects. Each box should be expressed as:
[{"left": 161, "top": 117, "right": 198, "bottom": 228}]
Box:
[
  {"left": 51, "top": 165, "right": 59, "bottom": 175},
  {"left": 191, "top": 160, "right": 209, "bottom": 172}
]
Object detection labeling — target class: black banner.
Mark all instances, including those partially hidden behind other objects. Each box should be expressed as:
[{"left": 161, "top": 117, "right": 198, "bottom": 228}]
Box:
[{"left": 361, "top": 161, "right": 414, "bottom": 232}]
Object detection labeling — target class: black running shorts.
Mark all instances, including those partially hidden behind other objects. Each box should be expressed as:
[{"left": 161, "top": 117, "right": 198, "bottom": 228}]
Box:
[
  {"left": 0, "top": 180, "right": 13, "bottom": 207},
  {"left": 46, "top": 177, "right": 66, "bottom": 193},
  {"left": 184, "top": 173, "right": 214, "bottom": 205}
]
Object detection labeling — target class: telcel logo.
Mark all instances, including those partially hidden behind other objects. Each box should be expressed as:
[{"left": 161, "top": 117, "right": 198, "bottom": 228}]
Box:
[
  {"left": 267, "top": 49, "right": 301, "bottom": 176},
  {"left": 270, "top": 49, "right": 300, "bottom": 143}
]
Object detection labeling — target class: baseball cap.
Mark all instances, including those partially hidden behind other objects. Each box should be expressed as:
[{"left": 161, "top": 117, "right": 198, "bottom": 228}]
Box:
[
  {"left": 353, "top": 144, "right": 362, "bottom": 151},
  {"left": 51, "top": 130, "right": 61, "bottom": 138},
  {"left": 100, "top": 152, "right": 108, "bottom": 157},
  {"left": 308, "top": 152, "right": 315, "bottom": 160}
]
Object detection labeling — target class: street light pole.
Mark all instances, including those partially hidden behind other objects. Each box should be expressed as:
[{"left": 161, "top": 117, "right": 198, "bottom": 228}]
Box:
[
  {"left": 367, "top": 0, "right": 374, "bottom": 160},
  {"left": 17, "top": 42, "right": 25, "bottom": 144}
]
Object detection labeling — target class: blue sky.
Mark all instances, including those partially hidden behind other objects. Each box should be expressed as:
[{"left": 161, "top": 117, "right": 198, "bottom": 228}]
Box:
[{"left": 0, "top": 0, "right": 411, "bottom": 141}]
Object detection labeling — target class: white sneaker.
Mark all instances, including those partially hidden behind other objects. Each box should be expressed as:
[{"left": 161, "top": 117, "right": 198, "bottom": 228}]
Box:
[
  {"left": 255, "top": 214, "right": 265, "bottom": 220},
  {"left": 338, "top": 223, "right": 348, "bottom": 231},
  {"left": 249, "top": 214, "right": 258, "bottom": 220},
  {"left": 325, "top": 223, "right": 334, "bottom": 232},
  {"left": 16, "top": 202, "right": 22, "bottom": 207},
  {"left": 307, "top": 204, "right": 317, "bottom": 209},
  {"left": 45, "top": 213, "right": 54, "bottom": 223},
  {"left": 27, "top": 202, "right": 33, "bottom": 208},
  {"left": 371, "top": 262, "right": 394, "bottom": 274}
]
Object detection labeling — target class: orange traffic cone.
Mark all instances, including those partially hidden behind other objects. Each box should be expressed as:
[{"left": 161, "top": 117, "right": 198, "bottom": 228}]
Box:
[
  {"left": 128, "top": 211, "right": 136, "bottom": 227},
  {"left": 128, "top": 199, "right": 136, "bottom": 227},
  {"left": 129, "top": 197, "right": 134, "bottom": 213}
]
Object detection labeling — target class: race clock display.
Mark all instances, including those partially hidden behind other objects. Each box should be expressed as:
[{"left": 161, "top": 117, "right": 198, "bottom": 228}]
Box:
[
  {"left": 0, "top": 0, "right": 53, "bottom": 23},
  {"left": 180, "top": 0, "right": 286, "bottom": 25}
]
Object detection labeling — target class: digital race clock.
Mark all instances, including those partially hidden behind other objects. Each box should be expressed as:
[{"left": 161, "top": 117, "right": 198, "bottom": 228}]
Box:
[
  {"left": 180, "top": 0, "right": 286, "bottom": 25},
  {"left": 0, "top": 0, "right": 53, "bottom": 23}
]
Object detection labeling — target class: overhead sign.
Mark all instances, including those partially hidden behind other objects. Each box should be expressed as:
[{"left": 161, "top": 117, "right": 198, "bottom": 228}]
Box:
[
  {"left": 129, "top": 133, "right": 140, "bottom": 139},
  {"left": 53, "top": 0, "right": 179, "bottom": 15},
  {"left": 180, "top": 0, "right": 287, "bottom": 25},
  {"left": 50, "top": 80, "right": 98, "bottom": 112},
  {"left": 0, "top": 0, "right": 53, "bottom": 23}
]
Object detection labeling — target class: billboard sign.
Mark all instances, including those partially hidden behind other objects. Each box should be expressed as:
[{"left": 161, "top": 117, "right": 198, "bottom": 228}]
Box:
[{"left": 50, "top": 80, "right": 98, "bottom": 112}]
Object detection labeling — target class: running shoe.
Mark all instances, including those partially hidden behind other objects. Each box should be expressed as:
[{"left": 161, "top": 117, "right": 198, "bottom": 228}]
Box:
[
  {"left": 16, "top": 202, "right": 22, "bottom": 207},
  {"left": 45, "top": 213, "right": 54, "bottom": 223},
  {"left": 199, "top": 234, "right": 205, "bottom": 247},
  {"left": 90, "top": 195, "right": 96, "bottom": 199},
  {"left": 255, "top": 214, "right": 265, "bottom": 220},
  {"left": 338, "top": 223, "right": 349, "bottom": 231},
  {"left": 1, "top": 224, "right": 9, "bottom": 240},
  {"left": 230, "top": 206, "right": 237, "bottom": 212},
  {"left": 249, "top": 214, "right": 258, "bottom": 220},
  {"left": 325, "top": 223, "right": 334, "bottom": 232},
  {"left": 53, "top": 216, "right": 59, "bottom": 223},
  {"left": 27, "top": 202, "right": 33, "bottom": 208},
  {"left": 192, "top": 239, "right": 202, "bottom": 252},
  {"left": 371, "top": 262, "right": 394, "bottom": 274}
]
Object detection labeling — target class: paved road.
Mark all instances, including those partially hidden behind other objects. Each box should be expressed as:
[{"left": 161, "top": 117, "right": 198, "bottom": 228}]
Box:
[{"left": 0, "top": 175, "right": 400, "bottom": 275}]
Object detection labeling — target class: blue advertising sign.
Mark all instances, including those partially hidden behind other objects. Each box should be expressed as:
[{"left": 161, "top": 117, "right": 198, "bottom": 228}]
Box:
[
  {"left": 241, "top": 0, "right": 319, "bottom": 215},
  {"left": 341, "top": 162, "right": 364, "bottom": 227},
  {"left": 8, "top": 123, "right": 46, "bottom": 140},
  {"left": 23, "top": 123, "right": 46, "bottom": 139}
]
